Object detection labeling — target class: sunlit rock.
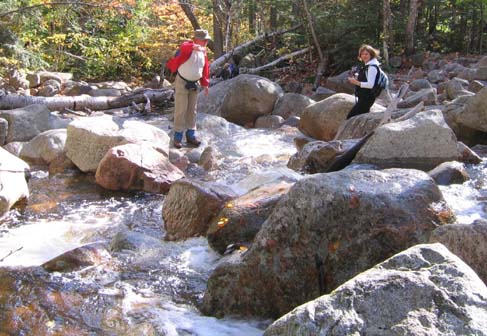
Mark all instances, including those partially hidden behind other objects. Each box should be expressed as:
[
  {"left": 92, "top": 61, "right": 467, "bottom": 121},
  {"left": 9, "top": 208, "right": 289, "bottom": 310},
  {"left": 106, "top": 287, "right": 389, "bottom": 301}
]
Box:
[
  {"left": 264, "top": 244, "right": 487, "bottom": 336},
  {"left": 354, "top": 110, "right": 461, "bottom": 170},
  {"left": 0, "top": 147, "right": 29, "bottom": 218},
  {"left": 0, "top": 104, "right": 51, "bottom": 142},
  {"left": 299, "top": 93, "right": 384, "bottom": 141},
  {"left": 430, "top": 219, "right": 487, "bottom": 285},
  {"left": 220, "top": 75, "right": 283, "bottom": 126},
  {"left": 272, "top": 93, "right": 315, "bottom": 119},
  {"left": 457, "top": 87, "right": 487, "bottom": 132},
  {"left": 95, "top": 143, "right": 183, "bottom": 193},
  {"left": 65, "top": 115, "right": 170, "bottom": 172},
  {"left": 201, "top": 169, "right": 452, "bottom": 318},
  {"left": 20, "top": 129, "right": 66, "bottom": 164},
  {"left": 163, "top": 180, "right": 236, "bottom": 241},
  {"left": 207, "top": 181, "right": 292, "bottom": 254}
]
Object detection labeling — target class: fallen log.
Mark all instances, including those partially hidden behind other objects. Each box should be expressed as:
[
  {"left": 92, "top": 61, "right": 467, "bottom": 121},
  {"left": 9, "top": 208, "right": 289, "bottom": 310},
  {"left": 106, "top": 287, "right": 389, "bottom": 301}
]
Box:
[
  {"left": 241, "top": 47, "right": 311, "bottom": 74},
  {"left": 210, "top": 23, "right": 303, "bottom": 74},
  {"left": 0, "top": 88, "right": 173, "bottom": 112}
]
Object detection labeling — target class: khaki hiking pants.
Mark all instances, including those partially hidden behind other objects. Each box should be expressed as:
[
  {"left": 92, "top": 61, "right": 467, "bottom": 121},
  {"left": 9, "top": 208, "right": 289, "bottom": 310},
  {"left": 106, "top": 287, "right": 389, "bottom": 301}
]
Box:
[{"left": 174, "top": 74, "right": 198, "bottom": 133}]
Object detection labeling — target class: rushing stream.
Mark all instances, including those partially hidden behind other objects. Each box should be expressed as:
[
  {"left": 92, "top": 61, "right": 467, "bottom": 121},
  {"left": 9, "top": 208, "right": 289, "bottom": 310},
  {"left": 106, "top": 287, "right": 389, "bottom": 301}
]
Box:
[{"left": 0, "top": 113, "right": 485, "bottom": 335}]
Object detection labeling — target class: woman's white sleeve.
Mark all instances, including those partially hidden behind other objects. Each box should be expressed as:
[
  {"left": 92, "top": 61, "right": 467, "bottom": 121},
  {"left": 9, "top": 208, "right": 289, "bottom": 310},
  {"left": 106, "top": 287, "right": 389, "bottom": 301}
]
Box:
[{"left": 361, "top": 66, "right": 378, "bottom": 89}]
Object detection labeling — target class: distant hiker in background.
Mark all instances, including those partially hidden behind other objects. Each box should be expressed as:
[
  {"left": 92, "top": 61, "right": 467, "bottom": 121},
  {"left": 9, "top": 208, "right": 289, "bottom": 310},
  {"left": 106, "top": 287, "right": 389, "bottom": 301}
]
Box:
[
  {"left": 217, "top": 54, "right": 241, "bottom": 80},
  {"left": 347, "top": 44, "right": 383, "bottom": 119},
  {"left": 166, "top": 29, "right": 211, "bottom": 148}
]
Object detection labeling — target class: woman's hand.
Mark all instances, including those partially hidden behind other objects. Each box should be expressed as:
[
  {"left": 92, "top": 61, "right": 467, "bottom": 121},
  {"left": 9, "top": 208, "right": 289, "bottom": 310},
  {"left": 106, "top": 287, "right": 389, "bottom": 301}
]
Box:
[{"left": 348, "top": 77, "right": 360, "bottom": 86}]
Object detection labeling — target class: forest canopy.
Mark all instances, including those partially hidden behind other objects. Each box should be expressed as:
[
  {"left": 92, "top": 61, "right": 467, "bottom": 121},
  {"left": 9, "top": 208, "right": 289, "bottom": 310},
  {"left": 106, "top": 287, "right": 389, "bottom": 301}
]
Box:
[{"left": 0, "top": 0, "right": 485, "bottom": 81}]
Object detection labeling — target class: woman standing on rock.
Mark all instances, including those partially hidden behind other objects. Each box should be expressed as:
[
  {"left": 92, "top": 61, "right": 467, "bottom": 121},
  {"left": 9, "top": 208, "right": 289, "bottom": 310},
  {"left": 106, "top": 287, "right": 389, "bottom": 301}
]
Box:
[{"left": 347, "top": 44, "right": 381, "bottom": 119}]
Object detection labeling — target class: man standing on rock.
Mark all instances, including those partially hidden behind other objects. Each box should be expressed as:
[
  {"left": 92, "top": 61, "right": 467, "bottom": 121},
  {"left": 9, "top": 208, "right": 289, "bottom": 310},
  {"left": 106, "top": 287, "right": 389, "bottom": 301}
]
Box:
[{"left": 166, "top": 29, "right": 211, "bottom": 149}]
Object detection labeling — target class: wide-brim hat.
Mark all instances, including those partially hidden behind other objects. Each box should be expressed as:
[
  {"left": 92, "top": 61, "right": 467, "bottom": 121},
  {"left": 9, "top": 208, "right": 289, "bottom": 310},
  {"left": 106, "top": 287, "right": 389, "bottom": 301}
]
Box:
[{"left": 194, "top": 29, "right": 211, "bottom": 41}]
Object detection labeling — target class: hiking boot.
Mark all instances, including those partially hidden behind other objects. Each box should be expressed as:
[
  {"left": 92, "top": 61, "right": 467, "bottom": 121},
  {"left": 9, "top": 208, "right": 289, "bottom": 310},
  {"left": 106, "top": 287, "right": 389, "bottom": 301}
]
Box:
[
  {"left": 173, "top": 140, "right": 182, "bottom": 149},
  {"left": 186, "top": 136, "right": 201, "bottom": 147},
  {"left": 174, "top": 131, "right": 183, "bottom": 149}
]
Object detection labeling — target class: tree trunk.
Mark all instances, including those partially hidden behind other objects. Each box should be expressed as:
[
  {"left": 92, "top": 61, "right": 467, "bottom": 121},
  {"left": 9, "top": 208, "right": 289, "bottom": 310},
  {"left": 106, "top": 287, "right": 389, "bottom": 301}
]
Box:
[
  {"left": 248, "top": 0, "right": 257, "bottom": 35},
  {"left": 0, "top": 89, "right": 173, "bottom": 111},
  {"left": 269, "top": 4, "right": 277, "bottom": 30},
  {"left": 405, "top": 0, "right": 420, "bottom": 56},
  {"left": 382, "top": 0, "right": 393, "bottom": 66},
  {"left": 179, "top": 0, "right": 215, "bottom": 52},
  {"left": 480, "top": 2, "right": 484, "bottom": 53},
  {"left": 212, "top": 0, "right": 224, "bottom": 57},
  {"left": 302, "top": 0, "right": 326, "bottom": 89}
]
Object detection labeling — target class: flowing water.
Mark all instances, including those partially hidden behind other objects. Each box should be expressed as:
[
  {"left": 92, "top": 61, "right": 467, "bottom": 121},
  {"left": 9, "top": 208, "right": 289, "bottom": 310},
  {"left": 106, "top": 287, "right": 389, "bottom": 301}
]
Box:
[{"left": 0, "top": 114, "right": 485, "bottom": 335}]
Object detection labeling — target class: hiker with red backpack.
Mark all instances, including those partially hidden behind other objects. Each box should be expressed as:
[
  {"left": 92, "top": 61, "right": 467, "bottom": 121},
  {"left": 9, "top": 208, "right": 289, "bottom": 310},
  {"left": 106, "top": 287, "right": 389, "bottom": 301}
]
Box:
[
  {"left": 166, "top": 29, "right": 211, "bottom": 148},
  {"left": 347, "top": 44, "right": 387, "bottom": 119}
]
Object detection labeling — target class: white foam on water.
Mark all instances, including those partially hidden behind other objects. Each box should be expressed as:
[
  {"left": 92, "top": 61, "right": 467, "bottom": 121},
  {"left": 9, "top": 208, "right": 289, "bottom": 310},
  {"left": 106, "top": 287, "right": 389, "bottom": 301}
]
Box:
[{"left": 440, "top": 183, "right": 485, "bottom": 224}]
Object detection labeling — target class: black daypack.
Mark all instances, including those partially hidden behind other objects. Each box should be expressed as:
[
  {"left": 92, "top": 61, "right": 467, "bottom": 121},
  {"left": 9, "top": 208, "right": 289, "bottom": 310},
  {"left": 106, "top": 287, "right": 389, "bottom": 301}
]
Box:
[{"left": 368, "top": 64, "right": 389, "bottom": 98}]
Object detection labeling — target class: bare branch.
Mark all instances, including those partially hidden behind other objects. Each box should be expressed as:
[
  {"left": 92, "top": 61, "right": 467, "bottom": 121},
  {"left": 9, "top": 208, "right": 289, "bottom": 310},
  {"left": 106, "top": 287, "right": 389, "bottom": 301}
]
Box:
[{"left": 241, "top": 47, "right": 311, "bottom": 74}]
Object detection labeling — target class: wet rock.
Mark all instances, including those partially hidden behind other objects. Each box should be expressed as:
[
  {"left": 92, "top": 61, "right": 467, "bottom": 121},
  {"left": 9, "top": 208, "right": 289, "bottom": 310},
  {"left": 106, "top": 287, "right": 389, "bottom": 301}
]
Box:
[
  {"left": 48, "top": 152, "right": 76, "bottom": 175},
  {"left": 272, "top": 93, "right": 315, "bottom": 119},
  {"left": 354, "top": 110, "right": 461, "bottom": 170},
  {"left": 19, "top": 129, "right": 67, "bottom": 164},
  {"left": 65, "top": 115, "right": 170, "bottom": 172},
  {"left": 0, "top": 147, "right": 30, "bottom": 218},
  {"left": 95, "top": 143, "right": 184, "bottom": 193},
  {"left": 202, "top": 169, "right": 452, "bottom": 318},
  {"left": 299, "top": 93, "right": 385, "bottom": 141},
  {"left": 428, "top": 161, "right": 469, "bottom": 185},
  {"left": 264, "top": 244, "right": 487, "bottom": 336},
  {"left": 469, "top": 80, "right": 486, "bottom": 93},
  {"left": 430, "top": 219, "right": 487, "bottom": 285},
  {"left": 207, "top": 181, "right": 292, "bottom": 254},
  {"left": 220, "top": 75, "right": 283, "bottom": 126},
  {"left": 109, "top": 230, "right": 163, "bottom": 252},
  {"left": 42, "top": 242, "right": 111, "bottom": 272},
  {"left": 0, "top": 266, "right": 131, "bottom": 334},
  {"left": 0, "top": 104, "right": 51, "bottom": 143},
  {"left": 163, "top": 180, "right": 236, "bottom": 241}
]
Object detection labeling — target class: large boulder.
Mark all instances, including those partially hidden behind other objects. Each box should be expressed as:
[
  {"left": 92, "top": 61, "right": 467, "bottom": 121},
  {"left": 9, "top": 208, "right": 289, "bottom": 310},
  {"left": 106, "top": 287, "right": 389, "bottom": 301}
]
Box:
[
  {"left": 0, "top": 147, "right": 29, "bottom": 217},
  {"left": 272, "top": 93, "right": 315, "bottom": 119},
  {"left": 201, "top": 169, "right": 452, "bottom": 318},
  {"left": 19, "top": 129, "right": 66, "bottom": 164},
  {"left": 264, "top": 243, "right": 487, "bottom": 336},
  {"left": 354, "top": 110, "right": 461, "bottom": 170},
  {"left": 207, "top": 181, "right": 292, "bottom": 254},
  {"left": 0, "top": 104, "right": 51, "bottom": 142},
  {"left": 65, "top": 115, "right": 170, "bottom": 173},
  {"left": 162, "top": 180, "right": 236, "bottom": 241},
  {"left": 456, "top": 87, "right": 487, "bottom": 132},
  {"left": 0, "top": 117, "right": 7, "bottom": 145},
  {"left": 220, "top": 75, "right": 283, "bottom": 126},
  {"left": 197, "top": 79, "right": 236, "bottom": 116},
  {"left": 95, "top": 143, "right": 184, "bottom": 193},
  {"left": 299, "top": 93, "right": 385, "bottom": 141},
  {"left": 430, "top": 219, "right": 487, "bottom": 285}
]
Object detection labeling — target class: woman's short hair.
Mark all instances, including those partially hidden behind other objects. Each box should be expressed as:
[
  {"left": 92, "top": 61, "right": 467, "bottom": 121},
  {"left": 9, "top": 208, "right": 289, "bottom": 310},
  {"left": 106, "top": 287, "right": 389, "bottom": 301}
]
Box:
[{"left": 358, "top": 44, "right": 380, "bottom": 60}]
